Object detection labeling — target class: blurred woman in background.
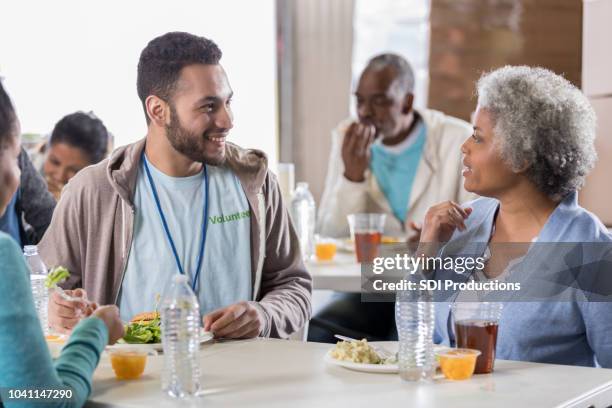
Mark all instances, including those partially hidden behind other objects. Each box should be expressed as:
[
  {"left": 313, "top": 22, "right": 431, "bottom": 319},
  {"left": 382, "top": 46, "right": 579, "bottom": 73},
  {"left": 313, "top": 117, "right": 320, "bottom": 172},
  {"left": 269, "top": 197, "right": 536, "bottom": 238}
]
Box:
[{"left": 33, "top": 111, "right": 111, "bottom": 199}]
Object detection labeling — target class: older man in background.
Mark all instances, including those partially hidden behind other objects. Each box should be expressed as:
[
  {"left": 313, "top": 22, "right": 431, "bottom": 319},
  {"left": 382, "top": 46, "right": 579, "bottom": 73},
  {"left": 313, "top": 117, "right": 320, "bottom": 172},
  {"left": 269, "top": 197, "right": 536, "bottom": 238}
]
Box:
[
  {"left": 318, "top": 53, "right": 473, "bottom": 238},
  {"left": 311, "top": 53, "right": 473, "bottom": 342}
]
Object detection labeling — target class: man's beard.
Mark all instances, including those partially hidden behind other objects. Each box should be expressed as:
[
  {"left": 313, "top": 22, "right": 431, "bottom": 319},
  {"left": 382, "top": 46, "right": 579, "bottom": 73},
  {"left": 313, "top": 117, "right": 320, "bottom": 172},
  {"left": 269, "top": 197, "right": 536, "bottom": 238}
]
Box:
[{"left": 165, "top": 105, "right": 226, "bottom": 166}]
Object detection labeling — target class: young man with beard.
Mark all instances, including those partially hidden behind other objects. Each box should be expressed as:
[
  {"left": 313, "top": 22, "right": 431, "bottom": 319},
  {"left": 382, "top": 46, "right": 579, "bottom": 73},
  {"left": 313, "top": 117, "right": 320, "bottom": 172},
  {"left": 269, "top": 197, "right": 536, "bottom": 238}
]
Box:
[{"left": 39, "top": 32, "right": 311, "bottom": 339}]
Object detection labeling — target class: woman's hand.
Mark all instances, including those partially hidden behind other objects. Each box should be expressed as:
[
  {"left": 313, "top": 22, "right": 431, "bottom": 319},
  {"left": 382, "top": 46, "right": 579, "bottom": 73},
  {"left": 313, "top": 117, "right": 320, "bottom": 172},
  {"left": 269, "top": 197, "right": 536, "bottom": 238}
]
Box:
[
  {"left": 92, "top": 305, "right": 125, "bottom": 345},
  {"left": 420, "top": 201, "right": 472, "bottom": 244}
]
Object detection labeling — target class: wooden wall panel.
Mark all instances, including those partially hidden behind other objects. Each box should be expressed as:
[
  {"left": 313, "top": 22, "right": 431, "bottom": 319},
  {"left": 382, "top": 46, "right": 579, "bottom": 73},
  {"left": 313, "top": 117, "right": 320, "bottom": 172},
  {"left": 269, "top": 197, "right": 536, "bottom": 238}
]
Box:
[{"left": 428, "top": 0, "right": 582, "bottom": 121}]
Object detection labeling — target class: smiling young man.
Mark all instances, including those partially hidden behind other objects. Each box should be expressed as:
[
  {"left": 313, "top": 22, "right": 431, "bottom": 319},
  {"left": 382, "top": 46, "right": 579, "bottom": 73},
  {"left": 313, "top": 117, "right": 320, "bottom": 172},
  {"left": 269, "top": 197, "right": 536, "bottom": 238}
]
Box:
[{"left": 39, "top": 32, "right": 312, "bottom": 339}]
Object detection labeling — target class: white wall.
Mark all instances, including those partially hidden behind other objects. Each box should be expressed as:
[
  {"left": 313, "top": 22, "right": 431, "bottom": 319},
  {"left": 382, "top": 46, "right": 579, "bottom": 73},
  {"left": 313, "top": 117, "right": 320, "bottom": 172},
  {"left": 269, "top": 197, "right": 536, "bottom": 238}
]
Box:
[
  {"left": 289, "top": 0, "right": 355, "bottom": 202},
  {"left": 580, "top": 0, "right": 612, "bottom": 226},
  {"left": 0, "top": 0, "right": 278, "bottom": 167}
]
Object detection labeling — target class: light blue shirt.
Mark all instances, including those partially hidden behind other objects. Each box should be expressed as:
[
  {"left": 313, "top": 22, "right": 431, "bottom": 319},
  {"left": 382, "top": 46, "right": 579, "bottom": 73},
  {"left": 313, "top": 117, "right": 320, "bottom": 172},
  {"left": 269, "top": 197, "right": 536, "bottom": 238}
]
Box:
[
  {"left": 119, "top": 156, "right": 252, "bottom": 321},
  {"left": 431, "top": 192, "right": 612, "bottom": 367},
  {"left": 370, "top": 122, "right": 426, "bottom": 223}
]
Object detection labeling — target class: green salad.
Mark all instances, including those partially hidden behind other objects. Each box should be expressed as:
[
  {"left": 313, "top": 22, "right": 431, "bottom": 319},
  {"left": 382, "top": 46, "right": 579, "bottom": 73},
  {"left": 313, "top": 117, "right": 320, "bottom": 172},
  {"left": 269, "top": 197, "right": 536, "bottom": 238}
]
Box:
[
  {"left": 122, "top": 316, "right": 162, "bottom": 344},
  {"left": 45, "top": 266, "right": 70, "bottom": 289}
]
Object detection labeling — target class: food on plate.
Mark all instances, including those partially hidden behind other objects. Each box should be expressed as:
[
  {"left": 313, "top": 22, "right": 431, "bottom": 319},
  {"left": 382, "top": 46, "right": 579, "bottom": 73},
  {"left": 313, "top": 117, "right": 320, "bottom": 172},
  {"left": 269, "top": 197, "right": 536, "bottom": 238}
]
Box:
[
  {"left": 122, "top": 312, "right": 161, "bottom": 344},
  {"left": 381, "top": 236, "right": 403, "bottom": 244},
  {"left": 345, "top": 236, "right": 403, "bottom": 244},
  {"left": 45, "top": 334, "right": 65, "bottom": 342},
  {"left": 330, "top": 339, "right": 386, "bottom": 364},
  {"left": 436, "top": 348, "right": 481, "bottom": 380},
  {"left": 130, "top": 311, "right": 160, "bottom": 323},
  {"left": 44, "top": 266, "right": 70, "bottom": 289}
]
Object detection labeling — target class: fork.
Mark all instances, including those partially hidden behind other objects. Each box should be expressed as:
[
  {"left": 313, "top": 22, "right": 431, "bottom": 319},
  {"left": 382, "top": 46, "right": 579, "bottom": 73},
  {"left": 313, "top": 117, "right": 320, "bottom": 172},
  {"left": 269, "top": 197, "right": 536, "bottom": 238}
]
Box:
[
  {"left": 333, "top": 334, "right": 394, "bottom": 360},
  {"left": 53, "top": 285, "right": 85, "bottom": 303},
  {"left": 51, "top": 285, "right": 98, "bottom": 319}
]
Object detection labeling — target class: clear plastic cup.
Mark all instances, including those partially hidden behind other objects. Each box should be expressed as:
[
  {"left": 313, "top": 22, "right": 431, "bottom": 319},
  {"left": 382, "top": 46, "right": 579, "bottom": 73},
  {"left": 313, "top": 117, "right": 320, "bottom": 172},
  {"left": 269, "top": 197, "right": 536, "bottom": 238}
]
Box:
[
  {"left": 277, "top": 163, "right": 295, "bottom": 204},
  {"left": 314, "top": 235, "right": 337, "bottom": 261},
  {"left": 109, "top": 350, "right": 153, "bottom": 380},
  {"left": 436, "top": 348, "right": 481, "bottom": 380},
  {"left": 451, "top": 302, "right": 503, "bottom": 374},
  {"left": 347, "top": 213, "right": 386, "bottom": 263}
]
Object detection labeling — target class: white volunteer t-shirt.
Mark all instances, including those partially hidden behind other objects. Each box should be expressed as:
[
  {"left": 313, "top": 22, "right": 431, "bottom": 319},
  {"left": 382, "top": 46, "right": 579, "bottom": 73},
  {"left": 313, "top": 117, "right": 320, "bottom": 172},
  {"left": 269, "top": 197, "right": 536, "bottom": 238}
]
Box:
[{"left": 118, "top": 155, "right": 252, "bottom": 321}]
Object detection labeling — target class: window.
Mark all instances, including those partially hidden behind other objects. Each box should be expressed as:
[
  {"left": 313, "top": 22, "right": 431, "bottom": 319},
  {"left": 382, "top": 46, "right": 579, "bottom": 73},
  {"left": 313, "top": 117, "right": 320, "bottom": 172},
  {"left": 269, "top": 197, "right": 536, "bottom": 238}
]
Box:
[
  {"left": 351, "top": 0, "right": 430, "bottom": 111},
  {"left": 0, "top": 0, "right": 278, "bottom": 166}
]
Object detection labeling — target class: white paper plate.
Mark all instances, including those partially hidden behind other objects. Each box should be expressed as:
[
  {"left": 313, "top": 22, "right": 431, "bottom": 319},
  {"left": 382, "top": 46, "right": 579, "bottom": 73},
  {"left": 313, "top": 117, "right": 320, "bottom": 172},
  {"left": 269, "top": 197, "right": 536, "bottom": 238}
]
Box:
[
  {"left": 106, "top": 329, "right": 214, "bottom": 353},
  {"left": 324, "top": 342, "right": 449, "bottom": 374},
  {"left": 336, "top": 239, "right": 355, "bottom": 253}
]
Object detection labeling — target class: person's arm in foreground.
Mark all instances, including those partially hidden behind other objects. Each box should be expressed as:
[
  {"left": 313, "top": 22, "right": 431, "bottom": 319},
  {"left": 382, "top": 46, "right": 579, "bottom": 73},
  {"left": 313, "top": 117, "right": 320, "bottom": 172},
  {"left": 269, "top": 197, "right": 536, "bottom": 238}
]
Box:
[{"left": 0, "top": 234, "right": 122, "bottom": 408}]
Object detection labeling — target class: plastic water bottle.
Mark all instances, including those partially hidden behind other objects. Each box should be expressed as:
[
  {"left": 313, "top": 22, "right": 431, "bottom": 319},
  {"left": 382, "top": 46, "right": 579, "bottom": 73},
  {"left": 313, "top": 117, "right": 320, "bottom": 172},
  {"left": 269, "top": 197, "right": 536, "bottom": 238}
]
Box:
[
  {"left": 23, "top": 245, "right": 49, "bottom": 335},
  {"left": 395, "top": 274, "right": 435, "bottom": 381},
  {"left": 290, "top": 182, "right": 315, "bottom": 261},
  {"left": 161, "top": 274, "right": 203, "bottom": 399}
]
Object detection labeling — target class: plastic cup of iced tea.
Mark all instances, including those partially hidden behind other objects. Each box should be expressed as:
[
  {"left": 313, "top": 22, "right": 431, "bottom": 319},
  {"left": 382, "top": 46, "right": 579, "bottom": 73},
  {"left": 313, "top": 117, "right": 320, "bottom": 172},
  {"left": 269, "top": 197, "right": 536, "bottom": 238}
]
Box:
[
  {"left": 451, "top": 302, "right": 503, "bottom": 374},
  {"left": 347, "top": 213, "right": 386, "bottom": 263}
]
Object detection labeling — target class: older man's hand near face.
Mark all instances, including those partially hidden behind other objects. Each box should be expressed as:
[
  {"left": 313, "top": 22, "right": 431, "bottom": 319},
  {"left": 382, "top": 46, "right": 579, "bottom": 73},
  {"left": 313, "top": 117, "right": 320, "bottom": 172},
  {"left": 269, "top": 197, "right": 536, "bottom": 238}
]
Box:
[
  {"left": 342, "top": 122, "right": 376, "bottom": 182},
  {"left": 203, "top": 302, "right": 264, "bottom": 339}
]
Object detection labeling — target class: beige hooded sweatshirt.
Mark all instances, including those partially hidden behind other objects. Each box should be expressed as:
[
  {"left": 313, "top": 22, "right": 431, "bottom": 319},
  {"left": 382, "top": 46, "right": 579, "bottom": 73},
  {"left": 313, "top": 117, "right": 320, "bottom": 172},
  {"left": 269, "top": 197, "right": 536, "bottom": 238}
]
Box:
[{"left": 39, "top": 138, "right": 312, "bottom": 338}]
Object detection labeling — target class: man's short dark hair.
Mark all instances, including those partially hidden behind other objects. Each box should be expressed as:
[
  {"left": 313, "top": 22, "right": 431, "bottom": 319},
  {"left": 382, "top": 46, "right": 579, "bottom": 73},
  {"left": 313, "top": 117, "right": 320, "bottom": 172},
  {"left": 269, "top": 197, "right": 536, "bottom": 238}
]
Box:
[
  {"left": 0, "top": 80, "right": 16, "bottom": 149},
  {"left": 137, "top": 32, "right": 222, "bottom": 123}
]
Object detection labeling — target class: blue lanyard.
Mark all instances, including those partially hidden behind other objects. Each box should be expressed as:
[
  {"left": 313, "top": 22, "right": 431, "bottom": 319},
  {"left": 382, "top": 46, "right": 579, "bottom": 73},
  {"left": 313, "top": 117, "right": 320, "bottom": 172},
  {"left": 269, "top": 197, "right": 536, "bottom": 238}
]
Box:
[{"left": 141, "top": 151, "right": 209, "bottom": 292}]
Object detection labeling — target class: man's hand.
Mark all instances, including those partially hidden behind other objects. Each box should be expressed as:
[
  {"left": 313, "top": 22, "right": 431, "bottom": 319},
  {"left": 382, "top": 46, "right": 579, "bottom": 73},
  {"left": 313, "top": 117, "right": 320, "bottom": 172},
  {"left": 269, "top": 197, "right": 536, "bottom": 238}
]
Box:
[
  {"left": 48, "top": 288, "right": 89, "bottom": 334},
  {"left": 342, "top": 122, "right": 376, "bottom": 182},
  {"left": 203, "top": 302, "right": 263, "bottom": 339}
]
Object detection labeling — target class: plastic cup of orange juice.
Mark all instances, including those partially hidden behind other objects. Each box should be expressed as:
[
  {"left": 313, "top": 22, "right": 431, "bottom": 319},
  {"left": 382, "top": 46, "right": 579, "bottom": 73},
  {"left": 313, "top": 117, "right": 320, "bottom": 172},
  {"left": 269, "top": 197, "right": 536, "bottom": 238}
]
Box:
[
  {"left": 436, "top": 348, "right": 481, "bottom": 380},
  {"left": 109, "top": 350, "right": 151, "bottom": 380},
  {"left": 315, "top": 236, "right": 337, "bottom": 261},
  {"left": 46, "top": 334, "right": 67, "bottom": 359}
]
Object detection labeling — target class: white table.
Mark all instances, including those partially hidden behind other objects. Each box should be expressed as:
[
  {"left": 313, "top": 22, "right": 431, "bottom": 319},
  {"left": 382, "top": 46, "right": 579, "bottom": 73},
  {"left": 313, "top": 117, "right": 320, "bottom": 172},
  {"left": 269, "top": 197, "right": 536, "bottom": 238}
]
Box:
[
  {"left": 306, "top": 252, "right": 361, "bottom": 292},
  {"left": 87, "top": 339, "right": 612, "bottom": 408}
]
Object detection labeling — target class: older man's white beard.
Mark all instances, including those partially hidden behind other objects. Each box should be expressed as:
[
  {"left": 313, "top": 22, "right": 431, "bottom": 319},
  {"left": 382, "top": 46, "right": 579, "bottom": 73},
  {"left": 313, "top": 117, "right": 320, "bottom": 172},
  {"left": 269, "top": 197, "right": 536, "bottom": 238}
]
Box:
[{"left": 379, "top": 110, "right": 415, "bottom": 143}]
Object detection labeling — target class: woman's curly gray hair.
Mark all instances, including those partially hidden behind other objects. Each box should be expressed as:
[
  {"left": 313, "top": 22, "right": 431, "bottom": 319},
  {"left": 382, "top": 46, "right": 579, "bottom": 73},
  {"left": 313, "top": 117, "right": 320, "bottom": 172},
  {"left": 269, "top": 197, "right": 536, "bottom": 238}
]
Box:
[{"left": 477, "top": 66, "right": 597, "bottom": 200}]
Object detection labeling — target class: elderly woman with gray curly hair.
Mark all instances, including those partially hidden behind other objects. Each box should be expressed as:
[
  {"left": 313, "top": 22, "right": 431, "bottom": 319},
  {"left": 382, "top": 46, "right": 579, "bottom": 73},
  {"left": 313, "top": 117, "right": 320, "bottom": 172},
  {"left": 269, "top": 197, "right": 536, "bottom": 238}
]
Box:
[{"left": 415, "top": 65, "right": 612, "bottom": 368}]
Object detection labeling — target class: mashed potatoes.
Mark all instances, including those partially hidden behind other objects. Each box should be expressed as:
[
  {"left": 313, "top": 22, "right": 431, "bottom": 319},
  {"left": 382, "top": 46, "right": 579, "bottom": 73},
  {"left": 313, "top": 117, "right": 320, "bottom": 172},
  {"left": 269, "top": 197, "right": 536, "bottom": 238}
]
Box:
[{"left": 330, "top": 339, "right": 382, "bottom": 364}]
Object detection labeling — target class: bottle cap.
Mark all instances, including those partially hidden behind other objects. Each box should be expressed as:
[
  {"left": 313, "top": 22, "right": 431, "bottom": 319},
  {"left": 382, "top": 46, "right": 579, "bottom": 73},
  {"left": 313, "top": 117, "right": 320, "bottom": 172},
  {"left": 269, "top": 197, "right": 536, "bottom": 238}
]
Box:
[{"left": 24, "top": 245, "right": 38, "bottom": 255}]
